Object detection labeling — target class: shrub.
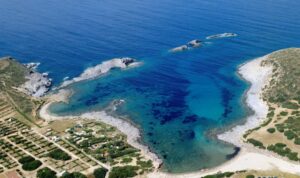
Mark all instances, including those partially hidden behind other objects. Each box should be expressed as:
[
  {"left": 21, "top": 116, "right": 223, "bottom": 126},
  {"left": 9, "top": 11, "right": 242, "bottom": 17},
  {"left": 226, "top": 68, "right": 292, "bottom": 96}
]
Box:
[
  {"left": 94, "top": 167, "right": 108, "bottom": 178},
  {"left": 109, "top": 166, "right": 139, "bottom": 178},
  {"left": 267, "top": 111, "right": 275, "bottom": 118},
  {"left": 280, "top": 111, "right": 288, "bottom": 116},
  {"left": 137, "top": 160, "right": 153, "bottom": 168},
  {"left": 282, "top": 102, "right": 299, "bottom": 109},
  {"left": 246, "top": 175, "right": 255, "bottom": 178},
  {"left": 247, "top": 139, "right": 265, "bottom": 149},
  {"left": 48, "top": 149, "right": 71, "bottom": 161},
  {"left": 37, "top": 167, "right": 57, "bottom": 178},
  {"left": 287, "top": 152, "right": 298, "bottom": 161},
  {"left": 294, "top": 137, "right": 300, "bottom": 145},
  {"left": 61, "top": 172, "right": 87, "bottom": 178},
  {"left": 22, "top": 160, "right": 42, "bottom": 171},
  {"left": 121, "top": 157, "right": 133, "bottom": 163},
  {"left": 267, "top": 128, "right": 276, "bottom": 133},
  {"left": 284, "top": 130, "right": 296, "bottom": 140},
  {"left": 18, "top": 156, "right": 34, "bottom": 164}
]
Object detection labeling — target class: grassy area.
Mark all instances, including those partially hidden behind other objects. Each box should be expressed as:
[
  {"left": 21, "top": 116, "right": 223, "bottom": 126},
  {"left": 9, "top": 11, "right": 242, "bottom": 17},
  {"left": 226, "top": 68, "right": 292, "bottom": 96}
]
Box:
[{"left": 0, "top": 57, "right": 43, "bottom": 126}]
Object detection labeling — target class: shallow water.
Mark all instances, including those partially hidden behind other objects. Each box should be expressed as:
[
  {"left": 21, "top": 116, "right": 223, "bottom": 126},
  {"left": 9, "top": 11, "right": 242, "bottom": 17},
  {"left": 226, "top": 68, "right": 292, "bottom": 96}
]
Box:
[{"left": 1, "top": 0, "right": 300, "bottom": 173}]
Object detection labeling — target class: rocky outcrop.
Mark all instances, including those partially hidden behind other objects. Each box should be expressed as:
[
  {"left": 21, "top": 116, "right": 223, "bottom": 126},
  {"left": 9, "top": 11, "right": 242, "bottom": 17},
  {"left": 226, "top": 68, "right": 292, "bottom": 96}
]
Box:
[
  {"left": 169, "top": 39, "right": 202, "bottom": 53},
  {"left": 19, "top": 63, "right": 52, "bottom": 97}
]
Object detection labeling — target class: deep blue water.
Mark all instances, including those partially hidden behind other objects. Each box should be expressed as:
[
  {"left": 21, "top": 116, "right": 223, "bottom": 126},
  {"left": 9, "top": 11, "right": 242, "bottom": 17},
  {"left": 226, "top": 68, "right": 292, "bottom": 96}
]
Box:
[{"left": 1, "top": 0, "right": 300, "bottom": 173}]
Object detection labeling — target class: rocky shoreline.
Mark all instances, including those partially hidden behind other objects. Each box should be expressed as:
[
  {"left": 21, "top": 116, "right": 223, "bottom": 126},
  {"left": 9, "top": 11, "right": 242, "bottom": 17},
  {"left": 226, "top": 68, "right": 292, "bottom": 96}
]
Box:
[{"left": 18, "top": 62, "right": 52, "bottom": 97}]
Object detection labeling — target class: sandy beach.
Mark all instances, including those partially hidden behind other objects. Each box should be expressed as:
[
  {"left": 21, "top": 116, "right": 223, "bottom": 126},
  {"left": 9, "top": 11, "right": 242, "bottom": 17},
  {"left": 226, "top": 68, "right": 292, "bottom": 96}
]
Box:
[{"left": 39, "top": 54, "right": 300, "bottom": 177}]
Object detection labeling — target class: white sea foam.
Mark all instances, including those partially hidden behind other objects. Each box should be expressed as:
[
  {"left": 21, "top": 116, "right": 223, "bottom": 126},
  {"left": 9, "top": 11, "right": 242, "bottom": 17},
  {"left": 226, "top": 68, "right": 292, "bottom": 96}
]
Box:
[
  {"left": 206, "top": 33, "right": 237, "bottom": 40},
  {"left": 24, "top": 62, "right": 41, "bottom": 70},
  {"left": 60, "top": 57, "right": 141, "bottom": 87},
  {"left": 217, "top": 55, "right": 273, "bottom": 146}
]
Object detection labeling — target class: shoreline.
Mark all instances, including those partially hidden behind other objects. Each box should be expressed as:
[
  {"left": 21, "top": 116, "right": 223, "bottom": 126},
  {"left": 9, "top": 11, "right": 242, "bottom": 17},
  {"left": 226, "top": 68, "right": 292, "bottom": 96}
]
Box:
[
  {"left": 39, "top": 89, "right": 163, "bottom": 169},
  {"left": 148, "top": 53, "right": 300, "bottom": 177},
  {"left": 217, "top": 55, "right": 273, "bottom": 146},
  {"left": 38, "top": 53, "right": 300, "bottom": 177}
]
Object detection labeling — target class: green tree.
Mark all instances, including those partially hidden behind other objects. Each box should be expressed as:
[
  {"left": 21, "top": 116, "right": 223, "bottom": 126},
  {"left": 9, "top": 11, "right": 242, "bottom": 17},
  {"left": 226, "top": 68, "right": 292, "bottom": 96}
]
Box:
[
  {"left": 94, "top": 167, "right": 108, "bottom": 178},
  {"left": 37, "top": 167, "right": 57, "bottom": 178}
]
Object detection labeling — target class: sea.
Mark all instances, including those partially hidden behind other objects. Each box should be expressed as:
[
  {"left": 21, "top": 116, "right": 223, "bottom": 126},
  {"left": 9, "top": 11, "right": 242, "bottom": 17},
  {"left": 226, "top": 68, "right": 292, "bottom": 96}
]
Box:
[{"left": 0, "top": 0, "right": 300, "bottom": 173}]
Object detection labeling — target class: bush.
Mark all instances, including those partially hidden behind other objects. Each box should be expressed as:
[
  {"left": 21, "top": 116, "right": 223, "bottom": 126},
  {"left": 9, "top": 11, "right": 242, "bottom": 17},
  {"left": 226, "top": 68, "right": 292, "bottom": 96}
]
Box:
[
  {"left": 246, "top": 175, "right": 255, "bottom": 178},
  {"left": 287, "top": 152, "right": 298, "bottom": 161},
  {"left": 37, "top": 167, "right": 57, "bottom": 178},
  {"left": 294, "top": 137, "right": 300, "bottom": 145},
  {"left": 282, "top": 102, "right": 299, "bottom": 109},
  {"left": 22, "top": 160, "right": 42, "bottom": 171},
  {"left": 48, "top": 149, "right": 71, "bottom": 161},
  {"left": 267, "top": 128, "right": 276, "bottom": 133},
  {"left": 247, "top": 138, "right": 265, "bottom": 149},
  {"left": 137, "top": 160, "right": 153, "bottom": 168},
  {"left": 121, "top": 157, "right": 133, "bottom": 163},
  {"left": 280, "top": 111, "right": 288, "bottom": 116},
  {"left": 109, "top": 166, "right": 139, "bottom": 178},
  {"left": 284, "top": 130, "right": 296, "bottom": 140},
  {"left": 61, "top": 172, "right": 87, "bottom": 178},
  {"left": 18, "top": 156, "right": 34, "bottom": 164},
  {"left": 94, "top": 167, "right": 108, "bottom": 178},
  {"left": 202, "top": 172, "right": 234, "bottom": 178}
]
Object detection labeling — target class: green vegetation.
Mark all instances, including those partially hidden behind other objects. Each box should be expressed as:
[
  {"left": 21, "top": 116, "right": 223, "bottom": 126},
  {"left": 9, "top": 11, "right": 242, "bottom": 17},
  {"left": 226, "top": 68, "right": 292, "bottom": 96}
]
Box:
[
  {"left": 263, "top": 48, "right": 300, "bottom": 106},
  {"left": 60, "top": 172, "right": 87, "bottom": 178},
  {"left": 18, "top": 156, "right": 34, "bottom": 164},
  {"left": 109, "top": 166, "right": 139, "bottom": 178},
  {"left": 267, "top": 143, "right": 299, "bottom": 161},
  {"left": 294, "top": 138, "right": 300, "bottom": 145},
  {"left": 0, "top": 57, "right": 27, "bottom": 88},
  {"left": 48, "top": 148, "right": 71, "bottom": 161},
  {"left": 284, "top": 130, "right": 296, "bottom": 140},
  {"left": 37, "top": 167, "right": 57, "bottom": 178},
  {"left": 279, "top": 111, "right": 288, "bottom": 116},
  {"left": 94, "top": 167, "right": 108, "bottom": 178},
  {"left": 267, "top": 127, "right": 276, "bottom": 133},
  {"left": 22, "top": 159, "right": 42, "bottom": 171},
  {"left": 246, "top": 175, "right": 255, "bottom": 178},
  {"left": 247, "top": 138, "right": 265, "bottom": 149}
]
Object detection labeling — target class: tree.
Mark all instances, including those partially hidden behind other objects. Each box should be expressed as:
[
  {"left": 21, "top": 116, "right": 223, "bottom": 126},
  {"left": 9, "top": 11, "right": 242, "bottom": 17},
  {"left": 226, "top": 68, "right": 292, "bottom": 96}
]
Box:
[
  {"left": 37, "top": 167, "right": 57, "bottom": 178},
  {"left": 94, "top": 167, "right": 108, "bottom": 178},
  {"left": 109, "top": 166, "right": 138, "bottom": 178},
  {"left": 48, "top": 149, "right": 71, "bottom": 161},
  {"left": 60, "top": 172, "right": 87, "bottom": 178}
]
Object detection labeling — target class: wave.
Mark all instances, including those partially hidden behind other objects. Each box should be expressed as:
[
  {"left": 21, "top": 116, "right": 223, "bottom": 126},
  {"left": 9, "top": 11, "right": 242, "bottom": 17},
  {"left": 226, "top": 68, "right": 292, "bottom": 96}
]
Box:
[
  {"left": 206, "top": 33, "right": 238, "bottom": 40},
  {"left": 60, "top": 57, "right": 141, "bottom": 87}
]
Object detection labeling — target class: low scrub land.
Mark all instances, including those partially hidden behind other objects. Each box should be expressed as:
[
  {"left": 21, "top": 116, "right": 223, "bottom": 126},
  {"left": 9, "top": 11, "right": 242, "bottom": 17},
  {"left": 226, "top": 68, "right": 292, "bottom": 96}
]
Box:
[{"left": 245, "top": 48, "right": 300, "bottom": 162}]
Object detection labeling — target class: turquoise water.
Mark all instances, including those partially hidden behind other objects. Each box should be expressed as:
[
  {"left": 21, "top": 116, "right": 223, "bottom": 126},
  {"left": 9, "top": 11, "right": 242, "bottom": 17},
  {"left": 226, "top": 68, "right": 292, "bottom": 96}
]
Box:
[{"left": 1, "top": 0, "right": 300, "bottom": 173}]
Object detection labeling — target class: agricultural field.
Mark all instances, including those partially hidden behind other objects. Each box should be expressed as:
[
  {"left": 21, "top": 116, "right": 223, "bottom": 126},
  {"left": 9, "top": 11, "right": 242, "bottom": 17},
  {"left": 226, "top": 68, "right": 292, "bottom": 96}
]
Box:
[
  {"left": 244, "top": 48, "right": 300, "bottom": 162},
  {"left": 44, "top": 119, "right": 154, "bottom": 177}
]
